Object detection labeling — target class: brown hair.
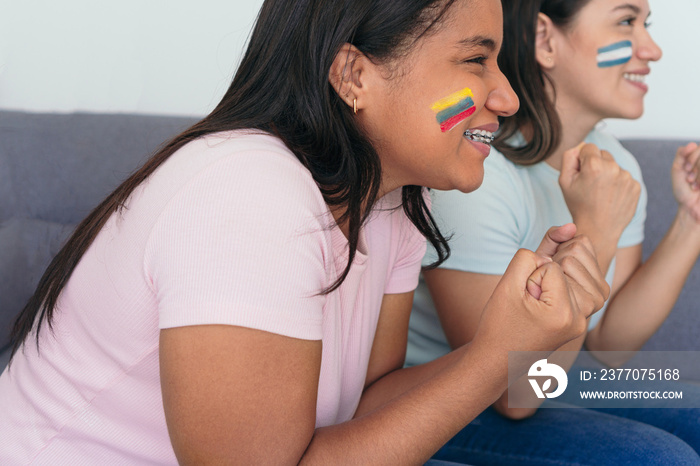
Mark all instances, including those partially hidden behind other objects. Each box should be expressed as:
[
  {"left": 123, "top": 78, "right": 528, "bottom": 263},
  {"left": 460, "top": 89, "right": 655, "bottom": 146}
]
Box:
[{"left": 496, "top": 0, "right": 591, "bottom": 164}]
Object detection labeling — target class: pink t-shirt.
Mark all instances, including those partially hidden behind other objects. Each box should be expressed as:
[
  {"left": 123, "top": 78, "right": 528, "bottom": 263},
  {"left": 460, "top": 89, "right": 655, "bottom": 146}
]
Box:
[{"left": 0, "top": 131, "right": 426, "bottom": 464}]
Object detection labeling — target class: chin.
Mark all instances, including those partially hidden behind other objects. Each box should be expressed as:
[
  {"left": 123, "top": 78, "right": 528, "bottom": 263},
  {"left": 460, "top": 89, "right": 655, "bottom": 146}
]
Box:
[
  {"left": 623, "top": 98, "right": 646, "bottom": 120},
  {"left": 608, "top": 103, "right": 644, "bottom": 121},
  {"left": 452, "top": 173, "right": 485, "bottom": 194}
]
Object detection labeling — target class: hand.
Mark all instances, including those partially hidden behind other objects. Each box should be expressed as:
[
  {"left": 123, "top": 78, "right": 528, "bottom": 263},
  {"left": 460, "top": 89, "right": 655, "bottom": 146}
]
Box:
[
  {"left": 538, "top": 225, "right": 609, "bottom": 313},
  {"left": 474, "top": 225, "right": 609, "bottom": 374},
  {"left": 534, "top": 224, "right": 609, "bottom": 319},
  {"left": 559, "top": 143, "right": 641, "bottom": 242},
  {"left": 671, "top": 142, "right": 700, "bottom": 223}
]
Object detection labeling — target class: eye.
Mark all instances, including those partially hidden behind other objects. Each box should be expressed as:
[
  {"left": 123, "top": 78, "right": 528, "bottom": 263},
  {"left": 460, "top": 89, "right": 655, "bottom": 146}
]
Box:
[
  {"left": 619, "top": 16, "right": 636, "bottom": 26},
  {"left": 644, "top": 20, "right": 652, "bottom": 29},
  {"left": 463, "top": 56, "right": 487, "bottom": 65}
]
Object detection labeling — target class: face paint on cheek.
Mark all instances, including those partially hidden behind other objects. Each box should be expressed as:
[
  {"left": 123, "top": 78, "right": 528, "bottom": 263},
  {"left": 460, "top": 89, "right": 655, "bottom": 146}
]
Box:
[
  {"left": 431, "top": 87, "right": 476, "bottom": 133},
  {"left": 597, "top": 40, "right": 633, "bottom": 68}
]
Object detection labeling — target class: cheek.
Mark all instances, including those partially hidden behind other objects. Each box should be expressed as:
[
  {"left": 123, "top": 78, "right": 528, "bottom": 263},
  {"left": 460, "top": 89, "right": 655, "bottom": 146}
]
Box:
[
  {"left": 430, "top": 87, "right": 476, "bottom": 133},
  {"left": 596, "top": 40, "right": 633, "bottom": 69}
]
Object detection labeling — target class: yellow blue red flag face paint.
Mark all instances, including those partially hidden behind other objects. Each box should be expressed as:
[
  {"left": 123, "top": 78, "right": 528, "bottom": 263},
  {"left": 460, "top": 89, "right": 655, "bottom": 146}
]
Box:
[
  {"left": 431, "top": 87, "right": 475, "bottom": 132},
  {"left": 597, "top": 40, "right": 633, "bottom": 68}
]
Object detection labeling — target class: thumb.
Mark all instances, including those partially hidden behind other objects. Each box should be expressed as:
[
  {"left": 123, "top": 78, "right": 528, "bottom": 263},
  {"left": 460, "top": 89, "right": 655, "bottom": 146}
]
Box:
[
  {"left": 535, "top": 224, "right": 577, "bottom": 259},
  {"left": 559, "top": 143, "right": 585, "bottom": 187}
]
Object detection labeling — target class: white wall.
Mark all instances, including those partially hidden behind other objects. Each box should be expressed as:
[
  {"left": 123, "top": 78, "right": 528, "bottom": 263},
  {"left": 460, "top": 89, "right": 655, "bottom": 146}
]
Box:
[
  {"left": 0, "top": 0, "right": 696, "bottom": 140},
  {"left": 604, "top": 1, "right": 700, "bottom": 140},
  {"left": 0, "top": 0, "right": 263, "bottom": 116}
]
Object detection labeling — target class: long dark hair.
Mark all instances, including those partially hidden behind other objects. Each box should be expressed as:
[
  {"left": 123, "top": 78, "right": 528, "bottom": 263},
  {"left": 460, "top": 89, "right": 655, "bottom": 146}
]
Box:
[
  {"left": 10, "top": 0, "right": 454, "bottom": 360},
  {"left": 496, "top": 0, "right": 591, "bottom": 164}
]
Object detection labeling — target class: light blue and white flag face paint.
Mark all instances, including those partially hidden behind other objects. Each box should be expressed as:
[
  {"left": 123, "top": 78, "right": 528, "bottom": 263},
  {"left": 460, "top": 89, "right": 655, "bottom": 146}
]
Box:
[{"left": 597, "top": 40, "right": 633, "bottom": 68}]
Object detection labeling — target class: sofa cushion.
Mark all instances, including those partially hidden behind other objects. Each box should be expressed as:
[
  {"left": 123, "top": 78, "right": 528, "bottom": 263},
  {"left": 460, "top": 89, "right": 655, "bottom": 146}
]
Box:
[{"left": 0, "top": 218, "right": 75, "bottom": 350}]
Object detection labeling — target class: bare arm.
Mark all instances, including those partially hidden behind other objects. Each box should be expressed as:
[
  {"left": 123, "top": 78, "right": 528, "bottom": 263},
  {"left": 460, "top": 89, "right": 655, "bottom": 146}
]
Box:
[
  {"left": 159, "top": 302, "right": 507, "bottom": 465},
  {"left": 585, "top": 143, "right": 700, "bottom": 356},
  {"left": 586, "top": 213, "right": 700, "bottom": 354},
  {"left": 160, "top": 238, "right": 606, "bottom": 464}
]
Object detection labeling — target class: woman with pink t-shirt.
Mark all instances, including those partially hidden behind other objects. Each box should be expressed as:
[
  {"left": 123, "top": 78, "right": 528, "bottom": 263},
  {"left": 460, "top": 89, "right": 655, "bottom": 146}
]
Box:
[{"left": 0, "top": 0, "right": 609, "bottom": 463}]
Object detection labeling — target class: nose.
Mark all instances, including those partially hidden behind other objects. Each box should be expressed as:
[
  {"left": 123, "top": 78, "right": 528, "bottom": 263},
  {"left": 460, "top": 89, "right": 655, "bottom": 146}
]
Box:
[
  {"left": 485, "top": 67, "right": 519, "bottom": 118},
  {"left": 637, "top": 28, "right": 662, "bottom": 62}
]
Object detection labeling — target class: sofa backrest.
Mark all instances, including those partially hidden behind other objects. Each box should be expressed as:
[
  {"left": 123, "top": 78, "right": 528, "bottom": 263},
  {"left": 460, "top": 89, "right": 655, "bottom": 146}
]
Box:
[
  {"left": 621, "top": 139, "right": 700, "bottom": 352},
  {"left": 0, "top": 111, "right": 198, "bottom": 351}
]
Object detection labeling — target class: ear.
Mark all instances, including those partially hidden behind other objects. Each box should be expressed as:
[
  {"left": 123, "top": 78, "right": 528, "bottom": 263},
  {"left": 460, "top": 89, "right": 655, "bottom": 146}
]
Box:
[
  {"left": 329, "top": 43, "right": 369, "bottom": 113},
  {"left": 535, "top": 12, "right": 557, "bottom": 69}
]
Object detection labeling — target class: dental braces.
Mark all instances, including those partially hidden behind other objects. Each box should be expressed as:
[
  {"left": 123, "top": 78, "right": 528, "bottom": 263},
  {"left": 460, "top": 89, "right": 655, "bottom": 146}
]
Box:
[{"left": 464, "top": 130, "right": 495, "bottom": 144}]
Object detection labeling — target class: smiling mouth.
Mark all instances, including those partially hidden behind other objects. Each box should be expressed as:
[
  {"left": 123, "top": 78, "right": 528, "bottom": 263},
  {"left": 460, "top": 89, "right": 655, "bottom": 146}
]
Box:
[
  {"left": 623, "top": 73, "right": 646, "bottom": 84},
  {"left": 464, "top": 129, "right": 495, "bottom": 144}
]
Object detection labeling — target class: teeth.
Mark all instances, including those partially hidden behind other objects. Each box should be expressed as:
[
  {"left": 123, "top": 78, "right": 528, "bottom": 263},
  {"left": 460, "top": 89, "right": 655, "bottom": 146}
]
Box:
[
  {"left": 623, "top": 73, "right": 646, "bottom": 83},
  {"left": 464, "top": 129, "right": 495, "bottom": 144}
]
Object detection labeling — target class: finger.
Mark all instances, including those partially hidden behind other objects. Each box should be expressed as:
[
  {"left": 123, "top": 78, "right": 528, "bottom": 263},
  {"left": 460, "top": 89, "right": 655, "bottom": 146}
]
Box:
[
  {"left": 552, "top": 235, "right": 598, "bottom": 268},
  {"left": 564, "top": 274, "right": 607, "bottom": 319},
  {"left": 558, "top": 254, "right": 607, "bottom": 312},
  {"left": 528, "top": 261, "right": 569, "bottom": 305},
  {"left": 552, "top": 236, "right": 610, "bottom": 304},
  {"left": 501, "top": 249, "right": 552, "bottom": 300},
  {"left": 679, "top": 142, "right": 699, "bottom": 170},
  {"left": 690, "top": 146, "right": 700, "bottom": 189},
  {"left": 599, "top": 149, "right": 615, "bottom": 161},
  {"left": 535, "top": 224, "right": 577, "bottom": 259},
  {"left": 684, "top": 146, "right": 700, "bottom": 185},
  {"left": 560, "top": 143, "right": 585, "bottom": 185},
  {"left": 687, "top": 144, "right": 700, "bottom": 168},
  {"left": 578, "top": 143, "right": 603, "bottom": 167}
]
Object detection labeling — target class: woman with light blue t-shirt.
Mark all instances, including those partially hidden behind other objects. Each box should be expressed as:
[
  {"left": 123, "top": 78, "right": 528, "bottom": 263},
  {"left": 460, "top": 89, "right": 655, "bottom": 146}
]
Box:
[{"left": 408, "top": 0, "right": 700, "bottom": 464}]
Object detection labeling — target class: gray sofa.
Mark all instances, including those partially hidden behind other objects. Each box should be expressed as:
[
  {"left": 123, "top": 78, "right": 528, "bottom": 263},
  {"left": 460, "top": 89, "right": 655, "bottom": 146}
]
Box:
[{"left": 0, "top": 111, "right": 698, "bottom": 372}]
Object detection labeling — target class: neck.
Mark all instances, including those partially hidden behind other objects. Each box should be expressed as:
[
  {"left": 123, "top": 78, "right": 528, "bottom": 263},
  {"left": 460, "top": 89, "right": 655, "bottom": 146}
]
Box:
[{"left": 540, "top": 86, "right": 602, "bottom": 171}]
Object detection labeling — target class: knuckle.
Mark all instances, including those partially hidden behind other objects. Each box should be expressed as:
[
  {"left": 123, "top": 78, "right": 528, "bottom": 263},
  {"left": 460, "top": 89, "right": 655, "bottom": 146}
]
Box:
[
  {"left": 580, "top": 235, "right": 594, "bottom": 249},
  {"left": 574, "top": 316, "right": 588, "bottom": 336},
  {"left": 515, "top": 248, "right": 535, "bottom": 260},
  {"left": 571, "top": 235, "right": 593, "bottom": 255},
  {"left": 632, "top": 179, "right": 641, "bottom": 193},
  {"left": 559, "top": 255, "right": 578, "bottom": 270}
]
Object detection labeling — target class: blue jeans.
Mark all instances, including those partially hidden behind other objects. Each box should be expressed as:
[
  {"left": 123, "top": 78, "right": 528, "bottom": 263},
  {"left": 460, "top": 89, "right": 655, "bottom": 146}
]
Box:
[
  {"left": 430, "top": 381, "right": 700, "bottom": 466},
  {"left": 431, "top": 405, "right": 700, "bottom": 465}
]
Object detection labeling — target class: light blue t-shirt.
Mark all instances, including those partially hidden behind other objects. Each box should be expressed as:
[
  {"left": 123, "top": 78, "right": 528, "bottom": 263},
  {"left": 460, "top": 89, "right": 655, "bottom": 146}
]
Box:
[{"left": 406, "top": 127, "right": 647, "bottom": 367}]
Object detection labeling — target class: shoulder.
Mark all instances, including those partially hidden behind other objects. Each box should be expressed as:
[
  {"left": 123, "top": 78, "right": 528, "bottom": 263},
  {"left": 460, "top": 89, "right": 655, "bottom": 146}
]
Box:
[
  {"left": 483, "top": 147, "right": 532, "bottom": 195},
  {"left": 143, "top": 131, "right": 333, "bottom": 271},
  {"left": 155, "top": 131, "right": 327, "bottom": 218},
  {"left": 143, "top": 132, "right": 334, "bottom": 315},
  {"left": 181, "top": 131, "right": 317, "bottom": 187}
]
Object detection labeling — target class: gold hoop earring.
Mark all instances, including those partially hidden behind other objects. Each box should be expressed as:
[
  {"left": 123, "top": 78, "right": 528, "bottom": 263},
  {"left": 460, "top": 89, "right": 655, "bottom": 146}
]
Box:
[{"left": 353, "top": 98, "right": 357, "bottom": 115}]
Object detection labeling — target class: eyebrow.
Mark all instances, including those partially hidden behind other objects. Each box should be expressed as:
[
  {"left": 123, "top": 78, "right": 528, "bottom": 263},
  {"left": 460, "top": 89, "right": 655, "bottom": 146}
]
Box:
[
  {"left": 612, "top": 3, "right": 651, "bottom": 17},
  {"left": 613, "top": 3, "right": 641, "bottom": 14},
  {"left": 456, "top": 35, "right": 497, "bottom": 52}
]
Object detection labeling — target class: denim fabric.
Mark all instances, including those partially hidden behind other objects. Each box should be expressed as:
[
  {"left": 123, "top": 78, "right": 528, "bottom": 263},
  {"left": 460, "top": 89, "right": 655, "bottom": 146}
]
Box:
[
  {"left": 425, "top": 460, "right": 471, "bottom": 466},
  {"left": 432, "top": 403, "right": 700, "bottom": 465}
]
